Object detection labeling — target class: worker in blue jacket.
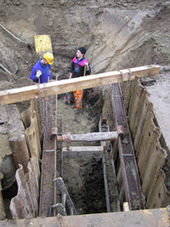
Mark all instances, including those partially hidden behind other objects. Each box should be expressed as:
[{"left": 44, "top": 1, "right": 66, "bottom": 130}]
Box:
[{"left": 30, "top": 52, "right": 54, "bottom": 83}]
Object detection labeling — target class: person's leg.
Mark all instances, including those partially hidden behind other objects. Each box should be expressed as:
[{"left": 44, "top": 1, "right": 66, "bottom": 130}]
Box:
[
  {"left": 74, "top": 90, "right": 83, "bottom": 108},
  {"left": 64, "top": 93, "right": 71, "bottom": 104}
]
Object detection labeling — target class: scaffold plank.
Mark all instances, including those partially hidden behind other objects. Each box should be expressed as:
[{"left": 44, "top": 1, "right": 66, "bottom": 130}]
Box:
[{"left": 0, "top": 65, "right": 160, "bottom": 105}]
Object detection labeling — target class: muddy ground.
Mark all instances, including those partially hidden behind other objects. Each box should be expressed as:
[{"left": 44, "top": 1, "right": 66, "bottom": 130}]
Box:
[{"left": 0, "top": 0, "right": 170, "bottom": 216}]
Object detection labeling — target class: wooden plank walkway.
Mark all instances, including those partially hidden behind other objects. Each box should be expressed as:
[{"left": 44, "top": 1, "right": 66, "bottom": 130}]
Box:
[{"left": 0, "top": 65, "right": 160, "bottom": 104}]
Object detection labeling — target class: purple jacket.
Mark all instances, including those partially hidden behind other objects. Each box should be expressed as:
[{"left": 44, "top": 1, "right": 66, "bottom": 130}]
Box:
[
  {"left": 71, "top": 57, "right": 91, "bottom": 78},
  {"left": 29, "top": 60, "right": 52, "bottom": 83}
]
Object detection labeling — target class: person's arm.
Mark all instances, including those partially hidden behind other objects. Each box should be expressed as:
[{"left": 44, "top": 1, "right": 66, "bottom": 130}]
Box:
[
  {"left": 30, "top": 65, "right": 42, "bottom": 82},
  {"left": 84, "top": 61, "right": 91, "bottom": 75},
  {"left": 86, "top": 64, "right": 91, "bottom": 75}
]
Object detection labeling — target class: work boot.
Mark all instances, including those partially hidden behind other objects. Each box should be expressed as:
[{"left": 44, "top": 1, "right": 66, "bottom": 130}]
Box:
[{"left": 74, "top": 101, "right": 82, "bottom": 109}]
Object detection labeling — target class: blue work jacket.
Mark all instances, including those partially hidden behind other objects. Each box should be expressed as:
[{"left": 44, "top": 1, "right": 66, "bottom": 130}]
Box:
[{"left": 30, "top": 60, "right": 52, "bottom": 83}]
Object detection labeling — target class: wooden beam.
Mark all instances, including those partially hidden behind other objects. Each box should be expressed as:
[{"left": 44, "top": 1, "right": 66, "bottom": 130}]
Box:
[
  {"left": 0, "top": 65, "right": 160, "bottom": 105},
  {"left": 39, "top": 96, "right": 57, "bottom": 217},
  {"left": 62, "top": 146, "right": 103, "bottom": 152},
  {"left": 56, "top": 131, "right": 118, "bottom": 142},
  {"left": 9, "top": 134, "right": 30, "bottom": 173},
  {"left": 112, "top": 84, "right": 145, "bottom": 210}
]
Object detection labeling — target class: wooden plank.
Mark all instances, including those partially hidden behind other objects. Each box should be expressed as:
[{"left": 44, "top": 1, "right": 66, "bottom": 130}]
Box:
[
  {"left": 102, "top": 146, "right": 111, "bottom": 212},
  {"left": 10, "top": 164, "right": 36, "bottom": 218},
  {"left": 0, "top": 65, "right": 160, "bottom": 105},
  {"left": 21, "top": 102, "right": 41, "bottom": 159},
  {"left": 56, "top": 116, "right": 63, "bottom": 177},
  {"left": 112, "top": 84, "right": 145, "bottom": 210},
  {"left": 57, "top": 131, "right": 118, "bottom": 142},
  {"left": 62, "top": 146, "right": 103, "bottom": 152},
  {"left": 39, "top": 97, "right": 57, "bottom": 217},
  {"left": 9, "top": 134, "right": 30, "bottom": 173},
  {"left": 1, "top": 208, "right": 169, "bottom": 227},
  {"left": 27, "top": 158, "right": 40, "bottom": 217},
  {"left": 34, "top": 35, "right": 53, "bottom": 55},
  {"left": 53, "top": 115, "right": 62, "bottom": 216}
]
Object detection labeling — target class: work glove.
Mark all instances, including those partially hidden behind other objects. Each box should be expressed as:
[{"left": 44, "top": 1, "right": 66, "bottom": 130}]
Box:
[{"left": 36, "top": 70, "right": 42, "bottom": 78}]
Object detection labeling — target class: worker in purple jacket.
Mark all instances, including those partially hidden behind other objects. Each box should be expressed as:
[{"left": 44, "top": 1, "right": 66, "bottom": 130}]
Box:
[
  {"left": 30, "top": 52, "right": 54, "bottom": 83},
  {"left": 65, "top": 47, "right": 91, "bottom": 108}
]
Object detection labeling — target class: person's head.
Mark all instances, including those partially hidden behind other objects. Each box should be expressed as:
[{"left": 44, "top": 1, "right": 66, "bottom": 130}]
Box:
[
  {"left": 42, "top": 52, "right": 54, "bottom": 65},
  {"left": 76, "top": 47, "right": 86, "bottom": 59}
]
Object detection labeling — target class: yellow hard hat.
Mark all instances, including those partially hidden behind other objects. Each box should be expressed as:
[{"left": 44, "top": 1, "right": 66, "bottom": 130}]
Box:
[{"left": 43, "top": 52, "right": 54, "bottom": 65}]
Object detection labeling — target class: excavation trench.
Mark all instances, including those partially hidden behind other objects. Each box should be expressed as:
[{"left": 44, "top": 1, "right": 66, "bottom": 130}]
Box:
[
  {"left": 1, "top": 76, "right": 169, "bottom": 218},
  {"left": 63, "top": 148, "right": 105, "bottom": 214},
  {"left": 54, "top": 95, "right": 106, "bottom": 215}
]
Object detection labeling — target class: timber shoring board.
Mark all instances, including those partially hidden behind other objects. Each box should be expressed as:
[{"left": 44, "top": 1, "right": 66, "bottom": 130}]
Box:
[
  {"left": 103, "top": 149, "right": 120, "bottom": 212},
  {"left": 39, "top": 96, "right": 57, "bottom": 216},
  {"left": 112, "top": 84, "right": 145, "bottom": 210},
  {"left": 56, "top": 116, "right": 63, "bottom": 177},
  {"left": 0, "top": 208, "right": 169, "bottom": 227},
  {"left": 0, "top": 65, "right": 160, "bottom": 105}
]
